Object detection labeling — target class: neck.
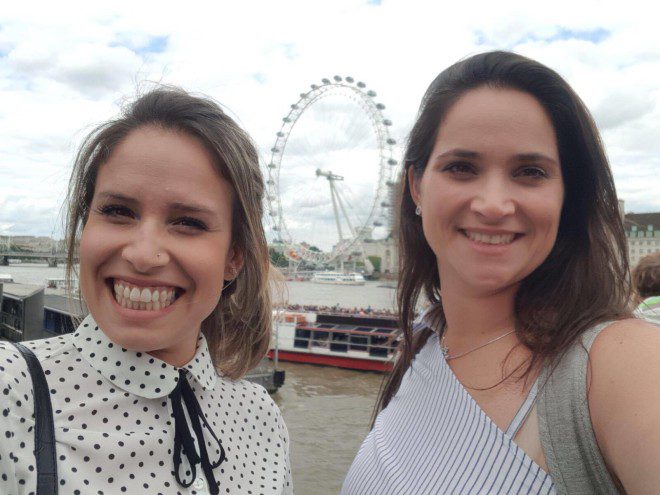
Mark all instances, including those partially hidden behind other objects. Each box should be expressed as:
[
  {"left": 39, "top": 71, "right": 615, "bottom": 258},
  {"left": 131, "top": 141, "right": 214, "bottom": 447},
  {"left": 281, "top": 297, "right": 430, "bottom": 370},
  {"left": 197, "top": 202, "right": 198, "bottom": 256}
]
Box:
[
  {"left": 147, "top": 332, "right": 199, "bottom": 368},
  {"left": 440, "top": 280, "right": 518, "bottom": 346}
]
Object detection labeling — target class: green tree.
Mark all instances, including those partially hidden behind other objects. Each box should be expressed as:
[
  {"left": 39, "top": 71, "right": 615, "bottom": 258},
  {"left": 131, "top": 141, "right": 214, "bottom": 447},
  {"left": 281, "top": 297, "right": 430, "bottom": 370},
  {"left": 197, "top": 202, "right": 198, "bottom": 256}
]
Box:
[
  {"left": 269, "top": 247, "right": 288, "bottom": 267},
  {"left": 368, "top": 255, "right": 381, "bottom": 272}
]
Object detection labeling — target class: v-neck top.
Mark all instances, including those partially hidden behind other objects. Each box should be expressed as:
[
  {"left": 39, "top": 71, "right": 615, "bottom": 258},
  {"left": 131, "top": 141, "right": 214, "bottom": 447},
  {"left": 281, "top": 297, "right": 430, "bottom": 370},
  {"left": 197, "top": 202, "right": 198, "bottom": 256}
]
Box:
[
  {"left": 341, "top": 331, "right": 555, "bottom": 495},
  {"left": 0, "top": 315, "right": 292, "bottom": 495}
]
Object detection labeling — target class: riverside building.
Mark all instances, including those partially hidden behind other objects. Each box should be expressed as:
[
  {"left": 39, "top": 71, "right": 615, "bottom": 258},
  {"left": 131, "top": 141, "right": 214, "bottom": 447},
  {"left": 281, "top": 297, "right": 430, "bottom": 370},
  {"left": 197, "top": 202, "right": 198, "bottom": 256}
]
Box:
[{"left": 625, "top": 212, "right": 660, "bottom": 267}]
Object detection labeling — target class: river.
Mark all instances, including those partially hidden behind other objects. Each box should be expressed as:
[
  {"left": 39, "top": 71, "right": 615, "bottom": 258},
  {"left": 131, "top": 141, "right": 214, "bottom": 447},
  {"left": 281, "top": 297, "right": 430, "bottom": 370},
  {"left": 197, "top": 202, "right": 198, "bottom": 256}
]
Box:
[{"left": 1, "top": 263, "right": 395, "bottom": 494}]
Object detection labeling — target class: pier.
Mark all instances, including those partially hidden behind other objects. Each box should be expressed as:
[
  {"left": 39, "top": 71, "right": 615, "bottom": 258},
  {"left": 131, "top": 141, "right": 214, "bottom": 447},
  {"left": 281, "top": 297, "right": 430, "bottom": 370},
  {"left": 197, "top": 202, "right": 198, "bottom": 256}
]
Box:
[{"left": 0, "top": 250, "right": 75, "bottom": 267}]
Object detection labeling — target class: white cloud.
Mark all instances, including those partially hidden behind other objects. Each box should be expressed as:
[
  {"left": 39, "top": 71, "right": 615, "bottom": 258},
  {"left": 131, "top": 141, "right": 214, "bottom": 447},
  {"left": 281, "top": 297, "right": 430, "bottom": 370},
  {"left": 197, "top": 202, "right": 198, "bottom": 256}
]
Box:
[{"left": 0, "top": 0, "right": 658, "bottom": 247}]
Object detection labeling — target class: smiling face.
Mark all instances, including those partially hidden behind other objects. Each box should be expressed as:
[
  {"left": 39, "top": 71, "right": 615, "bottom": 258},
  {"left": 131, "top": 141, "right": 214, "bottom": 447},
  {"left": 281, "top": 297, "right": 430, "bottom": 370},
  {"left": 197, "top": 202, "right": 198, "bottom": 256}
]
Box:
[
  {"left": 409, "top": 86, "right": 564, "bottom": 296},
  {"left": 79, "top": 126, "right": 241, "bottom": 366}
]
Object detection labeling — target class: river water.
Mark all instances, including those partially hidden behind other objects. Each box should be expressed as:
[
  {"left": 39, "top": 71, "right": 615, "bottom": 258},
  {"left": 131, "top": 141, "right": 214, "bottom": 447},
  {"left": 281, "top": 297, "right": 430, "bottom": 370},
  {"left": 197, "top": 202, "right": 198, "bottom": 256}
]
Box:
[{"left": 2, "top": 263, "right": 395, "bottom": 494}]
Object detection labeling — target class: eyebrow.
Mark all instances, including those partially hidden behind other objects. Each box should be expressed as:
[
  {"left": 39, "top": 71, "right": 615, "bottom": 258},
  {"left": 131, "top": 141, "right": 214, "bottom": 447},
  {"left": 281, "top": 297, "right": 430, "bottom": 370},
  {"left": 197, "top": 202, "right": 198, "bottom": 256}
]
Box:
[
  {"left": 434, "top": 148, "right": 558, "bottom": 165},
  {"left": 94, "top": 192, "right": 218, "bottom": 216}
]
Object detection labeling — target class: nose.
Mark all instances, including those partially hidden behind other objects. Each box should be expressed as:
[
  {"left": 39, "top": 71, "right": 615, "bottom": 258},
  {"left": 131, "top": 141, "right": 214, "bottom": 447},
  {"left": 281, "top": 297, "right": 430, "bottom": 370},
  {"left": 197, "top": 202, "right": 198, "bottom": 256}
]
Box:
[
  {"left": 121, "top": 222, "right": 170, "bottom": 272},
  {"left": 469, "top": 177, "right": 516, "bottom": 221}
]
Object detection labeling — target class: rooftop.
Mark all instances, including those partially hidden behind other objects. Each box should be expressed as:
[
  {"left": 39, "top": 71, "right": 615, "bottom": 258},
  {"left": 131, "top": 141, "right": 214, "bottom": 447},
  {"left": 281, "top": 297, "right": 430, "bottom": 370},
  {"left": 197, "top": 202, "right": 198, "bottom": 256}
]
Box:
[
  {"left": 625, "top": 212, "right": 660, "bottom": 230},
  {"left": 44, "top": 294, "right": 87, "bottom": 317},
  {"left": 1, "top": 282, "right": 43, "bottom": 299}
]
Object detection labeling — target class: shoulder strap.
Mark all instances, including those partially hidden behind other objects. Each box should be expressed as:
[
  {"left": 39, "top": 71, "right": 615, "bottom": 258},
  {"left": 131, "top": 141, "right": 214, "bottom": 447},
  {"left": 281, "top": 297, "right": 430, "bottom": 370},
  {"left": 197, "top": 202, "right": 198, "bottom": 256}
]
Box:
[
  {"left": 506, "top": 377, "right": 539, "bottom": 437},
  {"left": 12, "top": 342, "right": 59, "bottom": 495},
  {"left": 537, "top": 322, "right": 620, "bottom": 495}
]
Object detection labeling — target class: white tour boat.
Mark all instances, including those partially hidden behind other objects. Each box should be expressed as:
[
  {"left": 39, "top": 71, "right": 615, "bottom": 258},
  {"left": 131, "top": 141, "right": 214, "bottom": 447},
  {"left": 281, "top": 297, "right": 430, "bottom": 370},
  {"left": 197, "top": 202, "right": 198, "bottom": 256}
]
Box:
[{"left": 311, "top": 271, "right": 366, "bottom": 285}]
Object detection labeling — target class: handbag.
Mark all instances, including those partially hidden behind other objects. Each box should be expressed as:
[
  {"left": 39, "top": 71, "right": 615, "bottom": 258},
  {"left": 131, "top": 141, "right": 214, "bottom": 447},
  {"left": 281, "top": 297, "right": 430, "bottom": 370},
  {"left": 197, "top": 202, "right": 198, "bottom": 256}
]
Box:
[{"left": 12, "top": 342, "right": 58, "bottom": 495}]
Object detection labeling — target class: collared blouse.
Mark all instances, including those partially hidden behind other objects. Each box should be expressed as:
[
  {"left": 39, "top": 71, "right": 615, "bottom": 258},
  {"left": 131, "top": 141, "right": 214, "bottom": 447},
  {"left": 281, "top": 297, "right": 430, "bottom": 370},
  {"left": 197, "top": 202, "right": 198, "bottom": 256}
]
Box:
[{"left": 0, "top": 315, "right": 292, "bottom": 495}]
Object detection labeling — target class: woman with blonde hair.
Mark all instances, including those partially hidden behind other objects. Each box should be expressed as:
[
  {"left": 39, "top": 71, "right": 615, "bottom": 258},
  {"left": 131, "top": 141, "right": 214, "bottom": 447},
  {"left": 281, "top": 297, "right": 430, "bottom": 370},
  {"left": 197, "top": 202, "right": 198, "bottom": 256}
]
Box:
[
  {"left": 343, "top": 51, "right": 659, "bottom": 494},
  {"left": 0, "top": 87, "right": 292, "bottom": 494}
]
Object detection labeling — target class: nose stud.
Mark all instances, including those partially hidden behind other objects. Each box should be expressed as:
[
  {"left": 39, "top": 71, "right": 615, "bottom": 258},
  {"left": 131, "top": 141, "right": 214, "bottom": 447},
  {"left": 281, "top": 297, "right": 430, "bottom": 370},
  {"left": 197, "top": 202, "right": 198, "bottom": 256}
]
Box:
[{"left": 415, "top": 205, "right": 422, "bottom": 216}]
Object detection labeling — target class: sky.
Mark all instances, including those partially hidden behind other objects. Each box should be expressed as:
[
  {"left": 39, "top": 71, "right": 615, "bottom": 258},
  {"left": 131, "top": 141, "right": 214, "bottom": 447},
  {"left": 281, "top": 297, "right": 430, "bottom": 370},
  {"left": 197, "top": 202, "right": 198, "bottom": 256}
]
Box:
[{"left": 1, "top": 0, "right": 658, "bottom": 249}]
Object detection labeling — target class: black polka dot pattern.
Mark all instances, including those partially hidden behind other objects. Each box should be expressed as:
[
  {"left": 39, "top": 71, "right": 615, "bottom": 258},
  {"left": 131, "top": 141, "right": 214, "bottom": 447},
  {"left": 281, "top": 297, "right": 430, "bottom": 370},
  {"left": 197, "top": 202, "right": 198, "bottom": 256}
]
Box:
[{"left": 0, "top": 315, "right": 292, "bottom": 494}]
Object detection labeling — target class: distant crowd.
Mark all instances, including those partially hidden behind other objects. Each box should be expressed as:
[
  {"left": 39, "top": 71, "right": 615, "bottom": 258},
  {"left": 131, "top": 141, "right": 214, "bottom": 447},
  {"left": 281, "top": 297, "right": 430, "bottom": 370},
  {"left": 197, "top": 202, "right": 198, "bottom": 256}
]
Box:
[{"left": 285, "top": 303, "right": 396, "bottom": 318}]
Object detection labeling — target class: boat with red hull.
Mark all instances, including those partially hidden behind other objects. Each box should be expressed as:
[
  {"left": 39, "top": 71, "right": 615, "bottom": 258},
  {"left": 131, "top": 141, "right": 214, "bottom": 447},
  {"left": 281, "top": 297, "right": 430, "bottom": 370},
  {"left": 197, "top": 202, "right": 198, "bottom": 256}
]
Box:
[{"left": 268, "top": 311, "right": 399, "bottom": 372}]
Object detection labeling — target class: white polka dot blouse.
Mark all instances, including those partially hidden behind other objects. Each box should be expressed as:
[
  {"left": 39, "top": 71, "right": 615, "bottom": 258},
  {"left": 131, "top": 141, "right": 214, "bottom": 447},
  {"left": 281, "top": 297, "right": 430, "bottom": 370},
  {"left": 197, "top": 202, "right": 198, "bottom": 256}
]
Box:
[{"left": 0, "top": 315, "right": 292, "bottom": 495}]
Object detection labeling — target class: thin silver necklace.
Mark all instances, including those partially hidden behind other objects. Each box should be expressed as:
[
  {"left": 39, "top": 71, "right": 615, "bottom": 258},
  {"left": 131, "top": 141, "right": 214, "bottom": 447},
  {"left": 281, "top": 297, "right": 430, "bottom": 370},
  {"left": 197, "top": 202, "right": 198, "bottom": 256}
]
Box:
[{"left": 440, "top": 328, "right": 516, "bottom": 361}]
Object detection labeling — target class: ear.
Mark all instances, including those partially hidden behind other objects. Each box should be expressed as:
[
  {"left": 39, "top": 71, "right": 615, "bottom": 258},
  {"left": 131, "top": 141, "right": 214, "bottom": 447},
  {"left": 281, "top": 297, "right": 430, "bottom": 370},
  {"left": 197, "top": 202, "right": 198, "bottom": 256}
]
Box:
[
  {"left": 224, "top": 245, "right": 245, "bottom": 280},
  {"left": 408, "top": 165, "right": 421, "bottom": 207}
]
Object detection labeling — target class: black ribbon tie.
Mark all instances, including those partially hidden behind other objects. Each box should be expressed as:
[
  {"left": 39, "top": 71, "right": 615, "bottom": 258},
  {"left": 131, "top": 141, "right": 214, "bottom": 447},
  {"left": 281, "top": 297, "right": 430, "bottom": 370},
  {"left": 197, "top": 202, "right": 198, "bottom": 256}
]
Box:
[{"left": 169, "top": 369, "right": 227, "bottom": 495}]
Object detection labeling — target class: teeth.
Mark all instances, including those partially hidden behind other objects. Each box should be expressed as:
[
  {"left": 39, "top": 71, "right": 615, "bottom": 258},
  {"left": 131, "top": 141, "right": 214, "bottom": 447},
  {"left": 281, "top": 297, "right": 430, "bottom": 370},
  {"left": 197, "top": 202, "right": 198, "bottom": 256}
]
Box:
[
  {"left": 465, "top": 231, "right": 515, "bottom": 245},
  {"left": 140, "top": 288, "right": 151, "bottom": 303},
  {"left": 111, "top": 279, "right": 180, "bottom": 312}
]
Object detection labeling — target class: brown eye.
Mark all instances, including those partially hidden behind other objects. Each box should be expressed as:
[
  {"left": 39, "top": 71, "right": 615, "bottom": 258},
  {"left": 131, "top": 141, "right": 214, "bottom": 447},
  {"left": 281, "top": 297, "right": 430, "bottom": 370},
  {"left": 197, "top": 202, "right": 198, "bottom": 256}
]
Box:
[
  {"left": 516, "top": 166, "right": 548, "bottom": 179},
  {"left": 173, "top": 217, "right": 208, "bottom": 231},
  {"left": 98, "top": 204, "right": 134, "bottom": 218},
  {"left": 443, "top": 162, "right": 476, "bottom": 176}
]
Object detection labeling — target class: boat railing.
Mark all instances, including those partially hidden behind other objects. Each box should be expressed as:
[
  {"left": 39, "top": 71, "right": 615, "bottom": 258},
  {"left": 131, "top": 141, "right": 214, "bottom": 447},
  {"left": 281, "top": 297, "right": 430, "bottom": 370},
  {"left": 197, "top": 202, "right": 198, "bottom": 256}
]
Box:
[
  {"left": 292, "top": 324, "right": 400, "bottom": 358},
  {"left": 0, "top": 311, "right": 22, "bottom": 340},
  {"left": 0, "top": 311, "right": 20, "bottom": 329}
]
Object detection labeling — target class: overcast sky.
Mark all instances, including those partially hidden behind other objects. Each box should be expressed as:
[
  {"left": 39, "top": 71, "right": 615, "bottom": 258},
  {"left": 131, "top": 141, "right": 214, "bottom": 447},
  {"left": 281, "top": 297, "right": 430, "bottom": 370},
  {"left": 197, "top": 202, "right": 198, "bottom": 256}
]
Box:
[{"left": 1, "top": 0, "right": 658, "bottom": 246}]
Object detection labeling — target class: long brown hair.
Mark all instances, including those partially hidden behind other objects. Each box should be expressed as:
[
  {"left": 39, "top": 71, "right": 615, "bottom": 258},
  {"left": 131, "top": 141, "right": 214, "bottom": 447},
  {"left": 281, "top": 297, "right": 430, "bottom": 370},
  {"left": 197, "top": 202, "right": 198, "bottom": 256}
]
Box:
[
  {"left": 64, "top": 87, "right": 272, "bottom": 379},
  {"left": 377, "top": 51, "right": 632, "bottom": 414}
]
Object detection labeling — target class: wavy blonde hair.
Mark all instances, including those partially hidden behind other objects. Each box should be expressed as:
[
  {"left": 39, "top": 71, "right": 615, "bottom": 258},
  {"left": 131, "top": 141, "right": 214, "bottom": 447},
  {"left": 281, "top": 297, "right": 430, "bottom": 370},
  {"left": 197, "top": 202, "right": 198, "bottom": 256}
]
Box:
[{"left": 64, "top": 87, "right": 272, "bottom": 379}]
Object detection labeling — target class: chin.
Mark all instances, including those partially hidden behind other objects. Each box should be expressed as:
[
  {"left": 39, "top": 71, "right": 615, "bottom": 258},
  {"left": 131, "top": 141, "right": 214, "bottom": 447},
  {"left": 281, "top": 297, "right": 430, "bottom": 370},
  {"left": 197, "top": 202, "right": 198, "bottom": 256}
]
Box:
[
  {"left": 465, "top": 271, "right": 521, "bottom": 295},
  {"left": 101, "top": 322, "right": 166, "bottom": 352}
]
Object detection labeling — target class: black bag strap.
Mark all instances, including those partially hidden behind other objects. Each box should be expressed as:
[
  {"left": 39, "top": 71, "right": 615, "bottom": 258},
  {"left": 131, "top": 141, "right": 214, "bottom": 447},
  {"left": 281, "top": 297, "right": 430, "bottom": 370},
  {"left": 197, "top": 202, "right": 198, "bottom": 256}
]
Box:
[{"left": 12, "top": 342, "right": 58, "bottom": 495}]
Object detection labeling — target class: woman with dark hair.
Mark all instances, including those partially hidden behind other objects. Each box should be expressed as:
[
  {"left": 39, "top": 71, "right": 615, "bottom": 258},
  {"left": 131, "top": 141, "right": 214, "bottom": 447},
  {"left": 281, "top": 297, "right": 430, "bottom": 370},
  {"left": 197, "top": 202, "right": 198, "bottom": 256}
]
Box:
[
  {"left": 0, "top": 88, "right": 292, "bottom": 494},
  {"left": 342, "top": 51, "right": 659, "bottom": 494}
]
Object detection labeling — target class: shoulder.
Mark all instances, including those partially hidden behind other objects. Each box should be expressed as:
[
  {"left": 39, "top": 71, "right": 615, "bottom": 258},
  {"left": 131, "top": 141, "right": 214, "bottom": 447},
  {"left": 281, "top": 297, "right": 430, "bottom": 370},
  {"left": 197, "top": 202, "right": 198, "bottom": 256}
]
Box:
[
  {"left": 587, "top": 318, "right": 660, "bottom": 492},
  {"left": 0, "top": 335, "right": 73, "bottom": 392},
  {"left": 216, "top": 373, "right": 276, "bottom": 404},
  {"left": 0, "top": 340, "right": 32, "bottom": 387},
  {"left": 0, "top": 341, "right": 37, "bottom": 432},
  {"left": 587, "top": 317, "right": 660, "bottom": 402},
  {"left": 588, "top": 318, "right": 660, "bottom": 407},
  {"left": 214, "top": 375, "right": 288, "bottom": 434},
  {"left": 0, "top": 334, "right": 72, "bottom": 361}
]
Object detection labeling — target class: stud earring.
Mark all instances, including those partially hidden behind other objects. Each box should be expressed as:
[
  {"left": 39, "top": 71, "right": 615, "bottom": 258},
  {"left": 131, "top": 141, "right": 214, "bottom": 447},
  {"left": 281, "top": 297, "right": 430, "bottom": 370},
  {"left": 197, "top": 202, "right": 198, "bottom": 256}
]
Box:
[{"left": 415, "top": 205, "right": 422, "bottom": 216}]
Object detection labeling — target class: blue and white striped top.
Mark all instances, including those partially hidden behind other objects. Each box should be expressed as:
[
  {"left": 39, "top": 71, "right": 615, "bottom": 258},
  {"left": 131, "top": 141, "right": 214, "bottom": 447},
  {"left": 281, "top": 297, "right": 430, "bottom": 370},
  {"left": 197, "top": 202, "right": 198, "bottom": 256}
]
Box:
[{"left": 341, "top": 331, "right": 555, "bottom": 494}]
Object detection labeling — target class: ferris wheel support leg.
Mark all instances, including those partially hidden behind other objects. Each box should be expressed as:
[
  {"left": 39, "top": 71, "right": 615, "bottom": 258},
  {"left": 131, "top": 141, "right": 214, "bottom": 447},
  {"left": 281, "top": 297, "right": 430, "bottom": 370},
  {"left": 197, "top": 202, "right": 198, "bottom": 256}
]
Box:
[
  {"left": 334, "top": 186, "right": 357, "bottom": 239},
  {"left": 329, "top": 181, "right": 344, "bottom": 241}
]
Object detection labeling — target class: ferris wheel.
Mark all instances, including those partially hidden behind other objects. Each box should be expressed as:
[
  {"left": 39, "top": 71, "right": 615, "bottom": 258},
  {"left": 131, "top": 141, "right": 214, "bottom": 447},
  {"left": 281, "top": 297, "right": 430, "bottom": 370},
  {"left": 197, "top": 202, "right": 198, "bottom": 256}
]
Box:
[{"left": 265, "top": 75, "right": 398, "bottom": 267}]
